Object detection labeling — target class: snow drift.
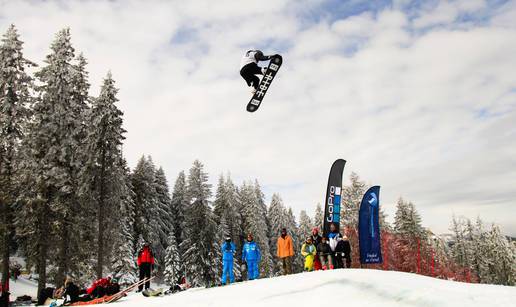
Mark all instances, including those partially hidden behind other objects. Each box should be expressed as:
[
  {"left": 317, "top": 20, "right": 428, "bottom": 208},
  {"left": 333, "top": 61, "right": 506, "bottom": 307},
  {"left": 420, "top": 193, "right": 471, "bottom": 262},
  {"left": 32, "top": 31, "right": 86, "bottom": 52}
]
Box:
[{"left": 11, "top": 269, "right": 516, "bottom": 306}]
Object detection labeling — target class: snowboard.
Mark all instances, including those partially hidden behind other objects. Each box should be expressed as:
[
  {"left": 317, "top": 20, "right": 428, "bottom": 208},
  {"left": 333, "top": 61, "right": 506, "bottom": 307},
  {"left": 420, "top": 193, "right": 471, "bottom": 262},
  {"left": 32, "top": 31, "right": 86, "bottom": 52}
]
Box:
[
  {"left": 142, "top": 288, "right": 164, "bottom": 297},
  {"left": 246, "top": 54, "right": 282, "bottom": 112}
]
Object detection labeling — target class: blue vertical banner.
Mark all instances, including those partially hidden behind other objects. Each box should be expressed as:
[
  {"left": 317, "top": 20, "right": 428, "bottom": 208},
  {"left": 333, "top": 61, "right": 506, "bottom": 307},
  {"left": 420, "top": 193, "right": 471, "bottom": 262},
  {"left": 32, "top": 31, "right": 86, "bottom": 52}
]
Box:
[
  {"left": 323, "top": 159, "right": 346, "bottom": 237},
  {"left": 359, "top": 186, "right": 382, "bottom": 264}
]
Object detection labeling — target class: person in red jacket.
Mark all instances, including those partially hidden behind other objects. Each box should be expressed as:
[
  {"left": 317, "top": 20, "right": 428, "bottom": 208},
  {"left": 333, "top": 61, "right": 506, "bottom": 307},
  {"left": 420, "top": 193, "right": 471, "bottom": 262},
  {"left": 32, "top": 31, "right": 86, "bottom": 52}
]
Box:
[
  {"left": 137, "top": 243, "right": 155, "bottom": 291},
  {"left": 86, "top": 276, "right": 111, "bottom": 298}
]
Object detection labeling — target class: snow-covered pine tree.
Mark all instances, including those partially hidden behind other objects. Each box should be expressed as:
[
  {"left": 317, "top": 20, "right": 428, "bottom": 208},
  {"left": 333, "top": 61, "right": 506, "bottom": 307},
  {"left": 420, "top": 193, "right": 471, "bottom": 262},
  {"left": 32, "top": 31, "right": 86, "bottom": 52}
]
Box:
[
  {"left": 450, "top": 215, "right": 471, "bottom": 271},
  {"left": 483, "top": 224, "right": 515, "bottom": 286},
  {"left": 267, "top": 193, "right": 287, "bottom": 274},
  {"left": 136, "top": 235, "right": 145, "bottom": 252},
  {"left": 313, "top": 203, "right": 323, "bottom": 232},
  {"left": 286, "top": 207, "right": 302, "bottom": 273},
  {"left": 54, "top": 49, "right": 92, "bottom": 286},
  {"left": 240, "top": 181, "right": 273, "bottom": 278},
  {"left": 224, "top": 174, "right": 242, "bottom": 264},
  {"left": 180, "top": 160, "right": 220, "bottom": 287},
  {"left": 471, "top": 217, "right": 490, "bottom": 283},
  {"left": 253, "top": 180, "right": 275, "bottom": 276},
  {"left": 110, "top": 159, "right": 137, "bottom": 286},
  {"left": 81, "top": 71, "right": 126, "bottom": 278},
  {"left": 464, "top": 218, "right": 482, "bottom": 282},
  {"left": 213, "top": 173, "right": 242, "bottom": 280},
  {"left": 164, "top": 230, "right": 181, "bottom": 286},
  {"left": 0, "top": 24, "right": 35, "bottom": 290},
  {"left": 18, "top": 28, "right": 85, "bottom": 291},
  {"left": 378, "top": 206, "right": 391, "bottom": 232},
  {"left": 153, "top": 166, "right": 173, "bottom": 276},
  {"left": 170, "top": 171, "right": 187, "bottom": 247},
  {"left": 213, "top": 174, "right": 228, "bottom": 222},
  {"left": 298, "top": 210, "right": 313, "bottom": 243},
  {"left": 407, "top": 202, "right": 426, "bottom": 241},
  {"left": 429, "top": 234, "right": 451, "bottom": 278},
  {"left": 341, "top": 172, "right": 366, "bottom": 229},
  {"left": 131, "top": 156, "right": 160, "bottom": 254},
  {"left": 393, "top": 198, "right": 426, "bottom": 272}
]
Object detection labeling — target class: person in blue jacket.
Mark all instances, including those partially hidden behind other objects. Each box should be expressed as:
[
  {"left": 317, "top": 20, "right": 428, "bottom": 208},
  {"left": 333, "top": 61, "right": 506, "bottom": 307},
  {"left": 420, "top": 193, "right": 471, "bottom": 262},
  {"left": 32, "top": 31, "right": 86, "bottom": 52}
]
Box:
[
  {"left": 242, "top": 233, "right": 261, "bottom": 280},
  {"left": 221, "top": 237, "right": 236, "bottom": 285}
]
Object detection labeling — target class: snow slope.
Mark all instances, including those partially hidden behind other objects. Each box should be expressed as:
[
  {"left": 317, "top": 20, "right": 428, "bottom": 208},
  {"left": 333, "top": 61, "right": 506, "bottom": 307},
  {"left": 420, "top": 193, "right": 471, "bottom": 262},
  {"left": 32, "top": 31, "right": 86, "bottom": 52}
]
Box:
[
  {"left": 9, "top": 269, "right": 516, "bottom": 306},
  {"left": 119, "top": 269, "right": 515, "bottom": 307}
]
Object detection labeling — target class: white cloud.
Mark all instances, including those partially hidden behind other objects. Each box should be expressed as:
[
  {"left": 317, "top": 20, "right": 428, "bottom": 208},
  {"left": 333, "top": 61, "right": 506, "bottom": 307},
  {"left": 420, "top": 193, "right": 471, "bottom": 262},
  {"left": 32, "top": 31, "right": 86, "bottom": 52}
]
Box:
[
  {"left": 1, "top": 0, "right": 515, "bottom": 235},
  {"left": 413, "top": 0, "right": 487, "bottom": 29}
]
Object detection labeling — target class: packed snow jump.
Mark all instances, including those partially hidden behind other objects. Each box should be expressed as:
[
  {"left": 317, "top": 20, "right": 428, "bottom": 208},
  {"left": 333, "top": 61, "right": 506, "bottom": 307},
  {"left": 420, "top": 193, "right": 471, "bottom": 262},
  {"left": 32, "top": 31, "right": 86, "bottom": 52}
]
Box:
[{"left": 239, "top": 49, "right": 282, "bottom": 112}]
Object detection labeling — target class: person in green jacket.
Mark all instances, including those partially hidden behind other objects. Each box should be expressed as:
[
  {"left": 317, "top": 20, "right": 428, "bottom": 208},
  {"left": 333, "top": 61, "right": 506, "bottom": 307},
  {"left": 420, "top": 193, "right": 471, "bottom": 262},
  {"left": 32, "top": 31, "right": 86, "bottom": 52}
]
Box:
[{"left": 301, "top": 237, "right": 317, "bottom": 271}]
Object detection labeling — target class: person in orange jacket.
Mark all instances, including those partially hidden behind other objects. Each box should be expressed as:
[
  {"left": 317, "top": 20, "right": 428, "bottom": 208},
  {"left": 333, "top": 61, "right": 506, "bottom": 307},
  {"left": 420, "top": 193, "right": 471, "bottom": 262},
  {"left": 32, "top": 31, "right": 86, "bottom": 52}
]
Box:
[
  {"left": 137, "top": 243, "right": 155, "bottom": 291},
  {"left": 276, "top": 228, "right": 294, "bottom": 275}
]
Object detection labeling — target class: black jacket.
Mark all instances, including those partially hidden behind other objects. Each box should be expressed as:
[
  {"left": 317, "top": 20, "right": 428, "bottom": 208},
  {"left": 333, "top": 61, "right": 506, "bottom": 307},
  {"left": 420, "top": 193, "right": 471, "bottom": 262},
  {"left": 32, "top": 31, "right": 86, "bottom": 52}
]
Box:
[
  {"left": 64, "top": 282, "right": 80, "bottom": 303},
  {"left": 317, "top": 242, "right": 331, "bottom": 255},
  {"left": 335, "top": 240, "right": 351, "bottom": 256}
]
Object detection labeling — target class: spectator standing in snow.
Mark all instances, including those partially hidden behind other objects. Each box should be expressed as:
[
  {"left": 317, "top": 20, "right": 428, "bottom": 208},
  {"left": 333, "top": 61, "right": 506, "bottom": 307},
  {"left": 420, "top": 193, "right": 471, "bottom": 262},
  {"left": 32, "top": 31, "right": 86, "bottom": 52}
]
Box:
[
  {"left": 327, "top": 223, "right": 342, "bottom": 268},
  {"left": 242, "top": 233, "right": 261, "bottom": 280},
  {"left": 221, "top": 237, "right": 236, "bottom": 285},
  {"left": 301, "top": 237, "right": 317, "bottom": 271},
  {"left": 311, "top": 227, "right": 323, "bottom": 270},
  {"left": 337, "top": 234, "right": 352, "bottom": 268},
  {"left": 317, "top": 237, "right": 333, "bottom": 270},
  {"left": 276, "top": 228, "right": 294, "bottom": 275},
  {"left": 137, "top": 243, "right": 155, "bottom": 291}
]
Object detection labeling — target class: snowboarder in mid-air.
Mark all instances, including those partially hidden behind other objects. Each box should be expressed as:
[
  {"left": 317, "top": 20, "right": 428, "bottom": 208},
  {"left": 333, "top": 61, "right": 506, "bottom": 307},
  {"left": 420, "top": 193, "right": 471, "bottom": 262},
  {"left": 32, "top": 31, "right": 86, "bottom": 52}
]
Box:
[
  {"left": 241, "top": 49, "right": 283, "bottom": 112},
  {"left": 240, "top": 49, "right": 275, "bottom": 94}
]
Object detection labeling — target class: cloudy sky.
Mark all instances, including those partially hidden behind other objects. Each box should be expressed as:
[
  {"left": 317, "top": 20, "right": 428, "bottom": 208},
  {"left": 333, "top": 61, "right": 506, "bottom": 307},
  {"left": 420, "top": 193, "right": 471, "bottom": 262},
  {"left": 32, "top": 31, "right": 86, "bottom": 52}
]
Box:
[{"left": 1, "top": 0, "right": 515, "bottom": 235}]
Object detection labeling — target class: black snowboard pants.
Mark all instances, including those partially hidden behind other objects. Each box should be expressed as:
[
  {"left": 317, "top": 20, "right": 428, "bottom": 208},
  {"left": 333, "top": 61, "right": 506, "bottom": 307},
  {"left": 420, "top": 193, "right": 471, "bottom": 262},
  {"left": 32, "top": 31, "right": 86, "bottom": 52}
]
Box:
[
  {"left": 138, "top": 263, "right": 152, "bottom": 291},
  {"left": 240, "top": 63, "right": 263, "bottom": 89}
]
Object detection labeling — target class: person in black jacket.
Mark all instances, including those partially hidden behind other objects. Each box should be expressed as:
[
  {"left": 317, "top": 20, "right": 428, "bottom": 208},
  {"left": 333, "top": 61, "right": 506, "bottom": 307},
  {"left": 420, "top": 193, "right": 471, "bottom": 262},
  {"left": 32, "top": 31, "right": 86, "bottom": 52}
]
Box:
[
  {"left": 333, "top": 235, "right": 347, "bottom": 268},
  {"left": 54, "top": 277, "right": 92, "bottom": 304},
  {"left": 316, "top": 237, "right": 333, "bottom": 270},
  {"left": 239, "top": 49, "right": 276, "bottom": 94},
  {"left": 334, "top": 235, "right": 352, "bottom": 268}
]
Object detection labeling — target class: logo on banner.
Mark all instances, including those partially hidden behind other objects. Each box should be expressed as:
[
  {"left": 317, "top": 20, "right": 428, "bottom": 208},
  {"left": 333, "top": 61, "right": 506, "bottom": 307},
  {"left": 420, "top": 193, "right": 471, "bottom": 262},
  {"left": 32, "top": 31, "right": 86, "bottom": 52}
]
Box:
[
  {"left": 326, "top": 186, "right": 341, "bottom": 223},
  {"left": 368, "top": 192, "right": 378, "bottom": 238}
]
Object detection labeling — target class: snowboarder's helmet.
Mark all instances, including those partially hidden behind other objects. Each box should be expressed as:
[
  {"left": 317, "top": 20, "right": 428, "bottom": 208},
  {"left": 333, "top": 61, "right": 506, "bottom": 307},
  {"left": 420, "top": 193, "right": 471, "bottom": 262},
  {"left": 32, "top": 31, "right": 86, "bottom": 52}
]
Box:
[
  {"left": 225, "top": 237, "right": 231, "bottom": 242},
  {"left": 247, "top": 233, "right": 253, "bottom": 241}
]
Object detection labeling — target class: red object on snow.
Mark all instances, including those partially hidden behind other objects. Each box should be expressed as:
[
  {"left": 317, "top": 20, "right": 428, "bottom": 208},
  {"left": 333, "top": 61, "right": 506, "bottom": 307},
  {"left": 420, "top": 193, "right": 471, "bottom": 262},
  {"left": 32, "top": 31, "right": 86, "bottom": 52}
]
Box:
[{"left": 86, "top": 277, "right": 111, "bottom": 295}]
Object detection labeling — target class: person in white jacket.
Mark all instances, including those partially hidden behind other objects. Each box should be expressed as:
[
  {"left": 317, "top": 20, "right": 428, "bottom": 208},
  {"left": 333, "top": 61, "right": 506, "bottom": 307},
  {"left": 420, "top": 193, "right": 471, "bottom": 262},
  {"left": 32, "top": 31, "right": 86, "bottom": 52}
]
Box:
[{"left": 239, "top": 49, "right": 275, "bottom": 94}]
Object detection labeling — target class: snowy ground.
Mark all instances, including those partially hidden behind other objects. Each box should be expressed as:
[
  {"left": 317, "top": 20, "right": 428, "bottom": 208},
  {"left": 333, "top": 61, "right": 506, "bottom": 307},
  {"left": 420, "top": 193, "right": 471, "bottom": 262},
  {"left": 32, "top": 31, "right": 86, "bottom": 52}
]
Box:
[
  {"left": 9, "top": 275, "right": 39, "bottom": 300},
  {"left": 9, "top": 269, "right": 516, "bottom": 306}
]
